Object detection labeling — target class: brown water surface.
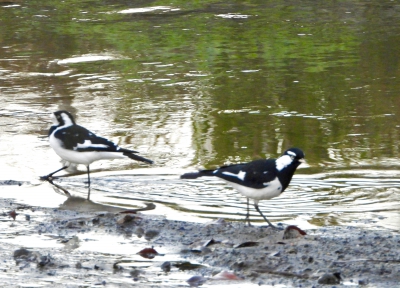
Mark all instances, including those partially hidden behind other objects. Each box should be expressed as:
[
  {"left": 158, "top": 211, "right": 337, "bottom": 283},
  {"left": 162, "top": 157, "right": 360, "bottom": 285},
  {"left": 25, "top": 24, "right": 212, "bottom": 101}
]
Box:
[{"left": 1, "top": 1, "right": 400, "bottom": 232}]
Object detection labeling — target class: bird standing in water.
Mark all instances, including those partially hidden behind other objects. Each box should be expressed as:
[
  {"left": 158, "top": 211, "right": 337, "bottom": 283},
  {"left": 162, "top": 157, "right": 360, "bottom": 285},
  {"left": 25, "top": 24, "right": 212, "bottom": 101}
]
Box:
[
  {"left": 180, "top": 148, "right": 304, "bottom": 227},
  {"left": 41, "top": 110, "right": 153, "bottom": 200}
]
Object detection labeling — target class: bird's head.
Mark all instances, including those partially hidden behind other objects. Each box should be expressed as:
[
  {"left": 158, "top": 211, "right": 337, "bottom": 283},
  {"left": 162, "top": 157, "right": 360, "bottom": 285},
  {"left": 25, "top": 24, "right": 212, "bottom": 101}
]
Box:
[
  {"left": 284, "top": 148, "right": 305, "bottom": 162},
  {"left": 276, "top": 148, "right": 305, "bottom": 171},
  {"left": 52, "top": 110, "right": 75, "bottom": 127}
]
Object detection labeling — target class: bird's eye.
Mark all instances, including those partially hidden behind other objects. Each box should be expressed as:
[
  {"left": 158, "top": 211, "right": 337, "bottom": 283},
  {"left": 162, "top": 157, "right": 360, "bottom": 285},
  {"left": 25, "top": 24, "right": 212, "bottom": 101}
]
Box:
[{"left": 290, "top": 155, "right": 295, "bottom": 160}]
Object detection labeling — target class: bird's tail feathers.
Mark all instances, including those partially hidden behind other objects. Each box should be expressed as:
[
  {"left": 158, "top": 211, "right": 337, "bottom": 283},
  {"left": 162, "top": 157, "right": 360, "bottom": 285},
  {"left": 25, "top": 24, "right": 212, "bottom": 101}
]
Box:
[
  {"left": 180, "top": 169, "right": 215, "bottom": 179},
  {"left": 122, "top": 150, "right": 154, "bottom": 164}
]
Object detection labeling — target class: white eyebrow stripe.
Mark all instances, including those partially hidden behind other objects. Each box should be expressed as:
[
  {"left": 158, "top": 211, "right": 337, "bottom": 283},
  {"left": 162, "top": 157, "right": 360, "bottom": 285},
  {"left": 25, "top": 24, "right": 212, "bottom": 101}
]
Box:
[
  {"left": 275, "top": 155, "right": 293, "bottom": 171},
  {"left": 60, "top": 113, "right": 74, "bottom": 127}
]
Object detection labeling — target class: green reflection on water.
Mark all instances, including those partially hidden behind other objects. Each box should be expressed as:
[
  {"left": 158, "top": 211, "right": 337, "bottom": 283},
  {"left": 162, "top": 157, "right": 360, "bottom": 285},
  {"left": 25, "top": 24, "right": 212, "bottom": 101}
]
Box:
[{"left": 1, "top": 0, "right": 400, "bottom": 170}]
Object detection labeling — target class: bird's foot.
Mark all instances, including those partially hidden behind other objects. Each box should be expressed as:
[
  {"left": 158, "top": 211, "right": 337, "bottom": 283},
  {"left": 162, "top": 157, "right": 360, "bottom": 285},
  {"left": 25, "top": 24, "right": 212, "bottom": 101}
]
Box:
[
  {"left": 40, "top": 174, "right": 53, "bottom": 182},
  {"left": 244, "top": 218, "right": 253, "bottom": 227}
]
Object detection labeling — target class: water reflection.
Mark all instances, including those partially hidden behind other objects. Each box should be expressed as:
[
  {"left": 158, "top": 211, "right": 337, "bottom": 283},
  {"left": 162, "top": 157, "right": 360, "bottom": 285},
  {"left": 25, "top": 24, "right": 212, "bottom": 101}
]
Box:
[
  {"left": 20, "top": 167, "right": 397, "bottom": 230},
  {"left": 1, "top": 0, "right": 400, "bottom": 230}
]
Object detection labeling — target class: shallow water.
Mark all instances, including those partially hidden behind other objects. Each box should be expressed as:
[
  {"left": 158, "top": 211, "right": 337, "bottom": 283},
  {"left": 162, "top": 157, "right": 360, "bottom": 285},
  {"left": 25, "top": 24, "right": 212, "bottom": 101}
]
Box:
[{"left": 1, "top": 0, "right": 400, "bottom": 240}]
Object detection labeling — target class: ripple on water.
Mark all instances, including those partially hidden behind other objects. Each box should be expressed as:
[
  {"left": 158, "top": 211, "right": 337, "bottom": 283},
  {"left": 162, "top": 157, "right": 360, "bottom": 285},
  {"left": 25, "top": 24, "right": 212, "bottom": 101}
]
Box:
[{"left": 34, "top": 168, "right": 400, "bottom": 229}]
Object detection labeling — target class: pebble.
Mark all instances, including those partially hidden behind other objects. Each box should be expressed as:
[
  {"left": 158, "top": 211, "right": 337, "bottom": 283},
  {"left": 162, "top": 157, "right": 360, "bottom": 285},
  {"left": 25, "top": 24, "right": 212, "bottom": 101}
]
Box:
[
  {"left": 13, "top": 249, "right": 32, "bottom": 259},
  {"left": 130, "top": 269, "right": 143, "bottom": 278},
  {"left": 161, "top": 261, "right": 171, "bottom": 272},
  {"left": 317, "top": 272, "right": 341, "bottom": 284},
  {"left": 38, "top": 255, "right": 52, "bottom": 267},
  {"left": 135, "top": 227, "right": 144, "bottom": 238},
  {"left": 144, "top": 230, "right": 159, "bottom": 241},
  {"left": 186, "top": 275, "right": 207, "bottom": 287}
]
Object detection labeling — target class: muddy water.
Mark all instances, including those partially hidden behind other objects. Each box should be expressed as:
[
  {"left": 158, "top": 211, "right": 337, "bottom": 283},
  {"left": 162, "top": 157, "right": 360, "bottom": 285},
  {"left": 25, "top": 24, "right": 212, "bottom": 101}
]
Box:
[{"left": 1, "top": 0, "right": 400, "bottom": 257}]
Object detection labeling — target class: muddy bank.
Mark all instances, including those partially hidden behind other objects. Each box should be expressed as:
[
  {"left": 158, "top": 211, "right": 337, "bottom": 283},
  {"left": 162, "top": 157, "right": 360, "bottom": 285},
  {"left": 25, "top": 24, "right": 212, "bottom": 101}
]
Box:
[{"left": 0, "top": 184, "right": 399, "bottom": 287}]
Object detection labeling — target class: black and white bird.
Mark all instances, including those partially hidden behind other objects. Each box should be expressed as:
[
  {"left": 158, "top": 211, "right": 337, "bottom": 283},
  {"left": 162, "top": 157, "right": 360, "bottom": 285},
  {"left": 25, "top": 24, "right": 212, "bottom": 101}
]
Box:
[
  {"left": 41, "top": 110, "right": 153, "bottom": 200},
  {"left": 180, "top": 148, "right": 304, "bottom": 227}
]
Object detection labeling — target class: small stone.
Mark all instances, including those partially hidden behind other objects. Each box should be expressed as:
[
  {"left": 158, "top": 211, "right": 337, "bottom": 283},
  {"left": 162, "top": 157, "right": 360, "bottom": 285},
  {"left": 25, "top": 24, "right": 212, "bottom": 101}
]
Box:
[
  {"left": 8, "top": 210, "right": 18, "bottom": 220},
  {"left": 186, "top": 275, "right": 207, "bottom": 287},
  {"left": 135, "top": 227, "right": 144, "bottom": 238},
  {"left": 13, "top": 248, "right": 32, "bottom": 259},
  {"left": 161, "top": 261, "right": 171, "bottom": 272},
  {"left": 317, "top": 272, "right": 341, "bottom": 284},
  {"left": 117, "top": 215, "right": 135, "bottom": 225},
  {"left": 65, "top": 221, "right": 77, "bottom": 228},
  {"left": 38, "top": 255, "right": 51, "bottom": 267},
  {"left": 271, "top": 251, "right": 281, "bottom": 257},
  {"left": 144, "top": 230, "right": 159, "bottom": 241},
  {"left": 130, "top": 269, "right": 143, "bottom": 278},
  {"left": 283, "top": 225, "right": 306, "bottom": 239}
]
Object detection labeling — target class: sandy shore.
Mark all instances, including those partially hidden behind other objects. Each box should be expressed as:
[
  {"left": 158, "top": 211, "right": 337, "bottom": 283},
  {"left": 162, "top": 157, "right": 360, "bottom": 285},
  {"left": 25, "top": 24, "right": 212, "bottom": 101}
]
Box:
[{"left": 0, "top": 181, "right": 399, "bottom": 287}]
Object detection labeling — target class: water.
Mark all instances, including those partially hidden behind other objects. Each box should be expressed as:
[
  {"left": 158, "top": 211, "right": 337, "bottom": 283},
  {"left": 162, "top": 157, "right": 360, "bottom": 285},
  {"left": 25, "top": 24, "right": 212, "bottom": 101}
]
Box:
[{"left": 1, "top": 0, "right": 400, "bottom": 233}]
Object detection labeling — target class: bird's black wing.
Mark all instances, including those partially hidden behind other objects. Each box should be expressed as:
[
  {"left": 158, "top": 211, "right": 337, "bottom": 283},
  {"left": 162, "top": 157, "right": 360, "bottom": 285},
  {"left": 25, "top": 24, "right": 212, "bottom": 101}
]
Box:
[
  {"left": 54, "top": 125, "right": 137, "bottom": 153},
  {"left": 213, "top": 159, "right": 278, "bottom": 189}
]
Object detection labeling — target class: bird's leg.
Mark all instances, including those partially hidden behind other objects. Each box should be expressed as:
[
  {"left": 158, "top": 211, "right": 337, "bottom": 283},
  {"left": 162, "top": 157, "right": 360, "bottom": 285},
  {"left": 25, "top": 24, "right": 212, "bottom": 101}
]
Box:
[
  {"left": 244, "top": 198, "right": 252, "bottom": 226},
  {"left": 40, "top": 166, "right": 69, "bottom": 181},
  {"left": 86, "top": 165, "right": 91, "bottom": 201},
  {"left": 254, "top": 203, "right": 276, "bottom": 228}
]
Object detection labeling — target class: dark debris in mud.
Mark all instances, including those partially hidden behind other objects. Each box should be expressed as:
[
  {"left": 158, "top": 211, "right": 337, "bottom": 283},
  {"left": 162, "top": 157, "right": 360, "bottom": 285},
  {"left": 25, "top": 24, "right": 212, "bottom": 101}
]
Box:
[
  {"left": 0, "top": 197, "right": 399, "bottom": 287},
  {"left": 0, "top": 180, "right": 25, "bottom": 186}
]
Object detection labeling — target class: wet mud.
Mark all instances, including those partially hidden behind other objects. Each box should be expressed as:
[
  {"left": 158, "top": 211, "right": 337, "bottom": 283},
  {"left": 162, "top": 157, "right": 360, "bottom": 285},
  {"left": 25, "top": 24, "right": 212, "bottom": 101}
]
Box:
[{"left": 0, "top": 181, "right": 399, "bottom": 287}]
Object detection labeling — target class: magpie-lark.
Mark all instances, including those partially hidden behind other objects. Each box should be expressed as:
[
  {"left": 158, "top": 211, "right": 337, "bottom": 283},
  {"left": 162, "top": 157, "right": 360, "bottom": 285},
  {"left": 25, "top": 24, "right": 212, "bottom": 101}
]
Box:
[
  {"left": 41, "top": 110, "right": 153, "bottom": 200},
  {"left": 180, "top": 148, "right": 304, "bottom": 227}
]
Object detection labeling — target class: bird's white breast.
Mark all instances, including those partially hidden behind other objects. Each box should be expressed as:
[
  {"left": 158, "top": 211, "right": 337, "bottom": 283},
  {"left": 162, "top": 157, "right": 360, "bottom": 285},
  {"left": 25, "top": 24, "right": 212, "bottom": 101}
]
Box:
[{"left": 227, "top": 177, "right": 282, "bottom": 201}]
